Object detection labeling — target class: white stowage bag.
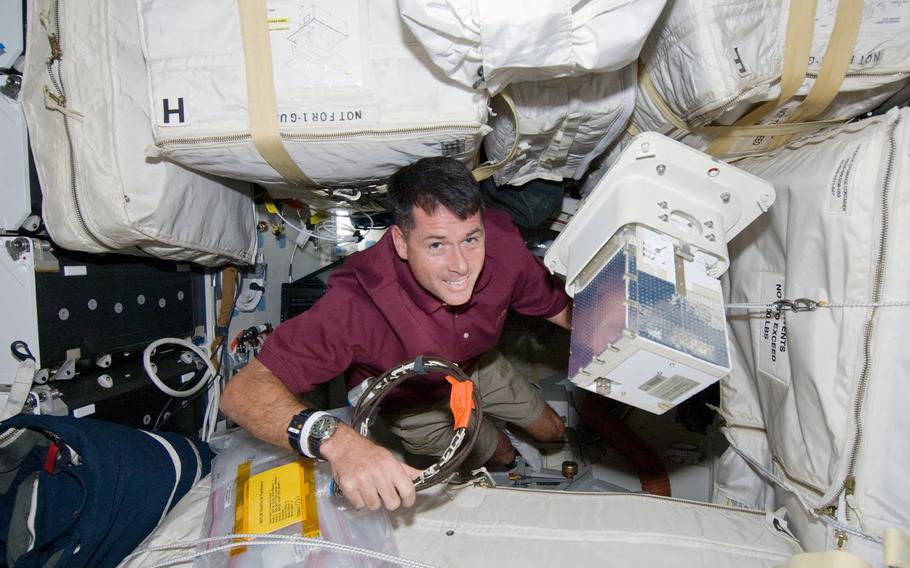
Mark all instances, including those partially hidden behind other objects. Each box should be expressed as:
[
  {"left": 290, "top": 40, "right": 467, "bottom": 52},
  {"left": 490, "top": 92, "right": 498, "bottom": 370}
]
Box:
[
  {"left": 138, "top": 0, "right": 488, "bottom": 192},
  {"left": 633, "top": 0, "right": 910, "bottom": 155},
  {"left": 399, "top": 0, "right": 666, "bottom": 94},
  {"left": 482, "top": 65, "right": 636, "bottom": 186},
  {"left": 724, "top": 107, "right": 910, "bottom": 562},
  {"left": 126, "top": 479, "right": 804, "bottom": 568},
  {"left": 21, "top": 0, "right": 257, "bottom": 266}
]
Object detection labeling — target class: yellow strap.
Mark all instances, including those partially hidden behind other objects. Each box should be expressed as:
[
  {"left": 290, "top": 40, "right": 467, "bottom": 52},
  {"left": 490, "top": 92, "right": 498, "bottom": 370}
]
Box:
[
  {"left": 237, "top": 0, "right": 316, "bottom": 187},
  {"left": 473, "top": 89, "right": 520, "bottom": 182},
  {"left": 638, "top": 61, "right": 693, "bottom": 133},
  {"left": 770, "top": 0, "right": 863, "bottom": 149},
  {"left": 884, "top": 528, "right": 910, "bottom": 568},
  {"left": 706, "top": 0, "right": 817, "bottom": 156},
  {"left": 627, "top": 122, "right": 642, "bottom": 137}
]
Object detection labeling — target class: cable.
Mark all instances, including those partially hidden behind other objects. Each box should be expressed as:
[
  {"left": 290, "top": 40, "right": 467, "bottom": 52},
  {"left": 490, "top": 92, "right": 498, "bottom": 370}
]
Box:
[
  {"left": 126, "top": 533, "right": 437, "bottom": 568},
  {"left": 352, "top": 356, "right": 483, "bottom": 491},
  {"left": 143, "top": 338, "right": 221, "bottom": 442},
  {"left": 725, "top": 298, "right": 910, "bottom": 312},
  {"left": 143, "top": 339, "right": 215, "bottom": 398}
]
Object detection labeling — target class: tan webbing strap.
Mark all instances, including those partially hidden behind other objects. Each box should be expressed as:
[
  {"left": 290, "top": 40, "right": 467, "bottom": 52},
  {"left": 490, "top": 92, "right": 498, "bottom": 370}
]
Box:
[
  {"left": 237, "top": 0, "right": 316, "bottom": 187},
  {"left": 699, "top": 117, "right": 846, "bottom": 137},
  {"left": 627, "top": 122, "right": 642, "bottom": 137},
  {"left": 705, "top": 0, "right": 817, "bottom": 156},
  {"left": 769, "top": 0, "right": 863, "bottom": 149},
  {"left": 884, "top": 528, "right": 910, "bottom": 568},
  {"left": 778, "top": 551, "right": 871, "bottom": 568},
  {"left": 638, "top": 61, "right": 693, "bottom": 133},
  {"left": 473, "top": 89, "right": 520, "bottom": 182}
]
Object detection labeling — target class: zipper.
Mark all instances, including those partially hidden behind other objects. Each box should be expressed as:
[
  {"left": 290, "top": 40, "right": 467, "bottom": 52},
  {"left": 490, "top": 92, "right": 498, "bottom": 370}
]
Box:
[
  {"left": 805, "top": 70, "right": 910, "bottom": 80},
  {"left": 815, "top": 117, "right": 899, "bottom": 516},
  {"left": 155, "top": 123, "right": 483, "bottom": 149},
  {"left": 687, "top": 81, "right": 779, "bottom": 128},
  {"left": 43, "top": 0, "right": 108, "bottom": 249}
]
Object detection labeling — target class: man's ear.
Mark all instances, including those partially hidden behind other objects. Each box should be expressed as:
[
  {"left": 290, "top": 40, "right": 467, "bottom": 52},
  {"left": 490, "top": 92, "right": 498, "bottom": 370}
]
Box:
[{"left": 391, "top": 225, "right": 408, "bottom": 260}]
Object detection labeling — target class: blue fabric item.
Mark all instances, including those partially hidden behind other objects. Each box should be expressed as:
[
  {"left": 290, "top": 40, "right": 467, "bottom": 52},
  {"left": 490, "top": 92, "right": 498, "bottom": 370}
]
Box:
[{"left": 0, "top": 415, "right": 214, "bottom": 568}]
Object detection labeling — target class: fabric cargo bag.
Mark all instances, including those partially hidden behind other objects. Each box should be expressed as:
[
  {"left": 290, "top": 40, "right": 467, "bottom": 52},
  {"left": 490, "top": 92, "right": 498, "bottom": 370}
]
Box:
[
  {"left": 483, "top": 66, "right": 636, "bottom": 187},
  {"left": 399, "top": 0, "right": 666, "bottom": 94},
  {"left": 723, "top": 107, "right": 910, "bottom": 562},
  {"left": 0, "top": 414, "right": 213, "bottom": 568},
  {"left": 138, "top": 0, "right": 489, "bottom": 193},
  {"left": 633, "top": 0, "right": 910, "bottom": 157},
  {"left": 21, "top": 0, "right": 257, "bottom": 266}
]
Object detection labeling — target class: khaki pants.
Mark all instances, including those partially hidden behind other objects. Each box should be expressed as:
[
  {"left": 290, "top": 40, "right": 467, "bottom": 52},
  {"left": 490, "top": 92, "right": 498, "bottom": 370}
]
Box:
[{"left": 385, "top": 350, "right": 544, "bottom": 468}]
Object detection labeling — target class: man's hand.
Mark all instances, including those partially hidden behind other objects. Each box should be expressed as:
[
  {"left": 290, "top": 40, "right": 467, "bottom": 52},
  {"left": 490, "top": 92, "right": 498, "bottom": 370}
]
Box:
[{"left": 320, "top": 424, "right": 422, "bottom": 511}]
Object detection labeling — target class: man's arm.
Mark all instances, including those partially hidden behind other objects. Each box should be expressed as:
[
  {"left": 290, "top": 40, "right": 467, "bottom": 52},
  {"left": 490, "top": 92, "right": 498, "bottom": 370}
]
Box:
[
  {"left": 220, "top": 358, "right": 421, "bottom": 510},
  {"left": 546, "top": 303, "right": 572, "bottom": 330}
]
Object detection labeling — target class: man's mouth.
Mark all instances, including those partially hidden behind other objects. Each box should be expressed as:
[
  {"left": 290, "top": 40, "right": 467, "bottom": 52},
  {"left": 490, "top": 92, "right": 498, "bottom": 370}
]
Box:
[{"left": 444, "top": 277, "right": 468, "bottom": 289}]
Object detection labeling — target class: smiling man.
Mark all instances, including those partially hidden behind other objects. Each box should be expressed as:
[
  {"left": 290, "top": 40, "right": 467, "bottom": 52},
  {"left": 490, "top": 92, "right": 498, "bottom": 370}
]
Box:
[{"left": 220, "top": 157, "right": 571, "bottom": 512}]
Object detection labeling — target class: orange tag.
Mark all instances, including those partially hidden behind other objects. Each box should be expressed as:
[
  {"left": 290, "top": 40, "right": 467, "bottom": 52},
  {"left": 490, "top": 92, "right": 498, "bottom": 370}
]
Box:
[{"left": 446, "top": 376, "right": 475, "bottom": 430}]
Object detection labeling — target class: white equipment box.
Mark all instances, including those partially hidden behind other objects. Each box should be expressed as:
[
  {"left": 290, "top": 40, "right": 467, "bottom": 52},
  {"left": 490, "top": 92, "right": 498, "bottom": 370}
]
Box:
[
  {"left": 545, "top": 132, "right": 774, "bottom": 414},
  {"left": 1, "top": 73, "right": 32, "bottom": 233},
  {"left": 0, "top": 1, "right": 25, "bottom": 70},
  {"left": 0, "top": 237, "right": 50, "bottom": 385}
]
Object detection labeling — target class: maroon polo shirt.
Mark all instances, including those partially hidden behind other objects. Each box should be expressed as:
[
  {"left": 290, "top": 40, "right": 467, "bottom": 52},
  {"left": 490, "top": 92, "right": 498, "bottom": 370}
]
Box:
[{"left": 257, "top": 209, "right": 569, "bottom": 410}]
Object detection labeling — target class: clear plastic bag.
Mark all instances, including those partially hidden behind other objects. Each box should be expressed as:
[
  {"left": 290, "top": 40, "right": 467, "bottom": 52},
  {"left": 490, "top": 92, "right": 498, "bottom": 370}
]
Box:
[{"left": 195, "top": 428, "right": 399, "bottom": 568}]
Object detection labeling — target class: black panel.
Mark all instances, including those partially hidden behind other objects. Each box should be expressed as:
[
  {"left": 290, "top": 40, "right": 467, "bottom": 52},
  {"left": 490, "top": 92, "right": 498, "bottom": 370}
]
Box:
[
  {"left": 34, "top": 250, "right": 203, "bottom": 367},
  {"left": 52, "top": 355, "right": 205, "bottom": 438},
  {"left": 279, "top": 259, "right": 342, "bottom": 322}
]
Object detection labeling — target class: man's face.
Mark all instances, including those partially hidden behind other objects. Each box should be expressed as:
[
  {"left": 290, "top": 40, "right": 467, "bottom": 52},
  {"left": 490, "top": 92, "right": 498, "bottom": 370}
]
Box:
[{"left": 391, "top": 206, "right": 485, "bottom": 306}]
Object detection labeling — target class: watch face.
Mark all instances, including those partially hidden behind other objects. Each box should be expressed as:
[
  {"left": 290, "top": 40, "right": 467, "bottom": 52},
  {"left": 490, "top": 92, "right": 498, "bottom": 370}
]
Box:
[{"left": 311, "top": 415, "right": 337, "bottom": 439}]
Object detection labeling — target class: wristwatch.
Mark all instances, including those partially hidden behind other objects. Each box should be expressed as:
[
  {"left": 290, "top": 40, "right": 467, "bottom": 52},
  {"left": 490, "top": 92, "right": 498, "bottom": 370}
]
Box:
[{"left": 287, "top": 410, "right": 339, "bottom": 460}]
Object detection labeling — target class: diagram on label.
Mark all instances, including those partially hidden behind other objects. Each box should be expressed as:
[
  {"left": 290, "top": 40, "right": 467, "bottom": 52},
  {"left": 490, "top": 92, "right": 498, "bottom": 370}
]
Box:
[{"left": 267, "top": 0, "right": 363, "bottom": 90}]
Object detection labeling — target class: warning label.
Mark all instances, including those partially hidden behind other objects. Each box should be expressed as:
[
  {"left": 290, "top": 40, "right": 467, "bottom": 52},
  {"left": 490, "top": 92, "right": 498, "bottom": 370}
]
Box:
[
  {"left": 244, "top": 462, "right": 310, "bottom": 534},
  {"left": 827, "top": 144, "right": 859, "bottom": 215},
  {"left": 756, "top": 273, "right": 792, "bottom": 384}
]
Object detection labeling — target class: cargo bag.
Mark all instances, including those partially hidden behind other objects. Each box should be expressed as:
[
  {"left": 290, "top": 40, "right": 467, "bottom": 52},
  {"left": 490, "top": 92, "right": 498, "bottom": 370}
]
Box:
[
  {"left": 399, "top": 0, "right": 666, "bottom": 94},
  {"left": 483, "top": 66, "right": 636, "bottom": 187},
  {"left": 21, "top": 0, "right": 257, "bottom": 266},
  {"left": 0, "top": 414, "right": 213, "bottom": 568},
  {"left": 137, "top": 0, "right": 488, "bottom": 192},
  {"left": 127, "top": 475, "right": 805, "bottom": 568},
  {"left": 633, "top": 0, "right": 910, "bottom": 157},
  {"left": 722, "top": 107, "right": 910, "bottom": 562}
]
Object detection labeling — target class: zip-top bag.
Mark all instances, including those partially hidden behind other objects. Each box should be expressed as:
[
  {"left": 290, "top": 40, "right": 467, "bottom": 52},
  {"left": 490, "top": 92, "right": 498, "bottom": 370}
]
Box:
[
  {"left": 723, "top": 107, "right": 910, "bottom": 562},
  {"left": 633, "top": 0, "right": 910, "bottom": 157},
  {"left": 138, "top": 0, "right": 489, "bottom": 193},
  {"left": 21, "top": 0, "right": 257, "bottom": 266},
  {"left": 399, "top": 0, "right": 666, "bottom": 94},
  {"left": 483, "top": 66, "right": 636, "bottom": 187}
]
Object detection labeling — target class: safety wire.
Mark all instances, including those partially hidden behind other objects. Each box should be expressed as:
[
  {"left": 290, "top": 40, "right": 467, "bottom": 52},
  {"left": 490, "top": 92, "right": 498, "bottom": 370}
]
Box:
[
  {"left": 725, "top": 298, "right": 910, "bottom": 313},
  {"left": 352, "top": 356, "right": 483, "bottom": 491},
  {"left": 125, "top": 533, "right": 437, "bottom": 568}
]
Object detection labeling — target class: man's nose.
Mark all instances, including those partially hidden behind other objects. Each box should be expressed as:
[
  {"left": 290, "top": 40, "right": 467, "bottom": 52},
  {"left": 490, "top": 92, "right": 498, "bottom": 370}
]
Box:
[{"left": 447, "top": 245, "right": 468, "bottom": 273}]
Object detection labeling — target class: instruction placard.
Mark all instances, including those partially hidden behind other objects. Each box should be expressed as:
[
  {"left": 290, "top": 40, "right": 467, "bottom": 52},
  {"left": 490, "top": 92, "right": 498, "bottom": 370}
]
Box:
[
  {"left": 826, "top": 144, "right": 860, "bottom": 216},
  {"left": 238, "top": 461, "right": 319, "bottom": 537},
  {"left": 756, "top": 273, "right": 792, "bottom": 384}
]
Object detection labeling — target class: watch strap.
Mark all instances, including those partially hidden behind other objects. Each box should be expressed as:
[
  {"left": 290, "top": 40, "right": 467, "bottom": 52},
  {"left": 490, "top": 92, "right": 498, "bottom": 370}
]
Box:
[{"left": 287, "top": 409, "right": 321, "bottom": 457}]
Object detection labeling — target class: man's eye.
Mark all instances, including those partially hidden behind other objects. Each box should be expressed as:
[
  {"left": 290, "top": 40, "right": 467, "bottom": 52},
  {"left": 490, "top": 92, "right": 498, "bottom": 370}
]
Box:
[{"left": 429, "top": 242, "right": 443, "bottom": 250}]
